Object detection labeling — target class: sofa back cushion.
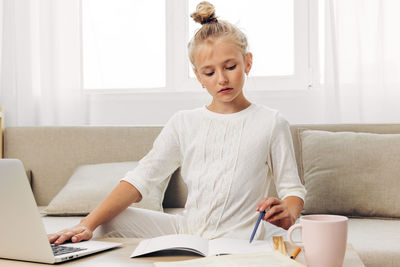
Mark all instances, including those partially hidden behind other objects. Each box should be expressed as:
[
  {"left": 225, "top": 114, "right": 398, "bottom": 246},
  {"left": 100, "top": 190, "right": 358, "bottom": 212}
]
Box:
[
  {"left": 299, "top": 129, "right": 400, "bottom": 218},
  {"left": 4, "top": 127, "right": 187, "bottom": 207},
  {"left": 44, "top": 161, "right": 174, "bottom": 215},
  {"left": 289, "top": 124, "right": 400, "bottom": 183}
]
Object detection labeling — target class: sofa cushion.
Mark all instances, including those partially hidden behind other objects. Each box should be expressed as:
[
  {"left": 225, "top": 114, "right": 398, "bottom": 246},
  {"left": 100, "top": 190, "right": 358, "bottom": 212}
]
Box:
[
  {"left": 348, "top": 218, "right": 400, "bottom": 267},
  {"left": 299, "top": 130, "right": 400, "bottom": 218},
  {"left": 43, "top": 161, "right": 170, "bottom": 216}
]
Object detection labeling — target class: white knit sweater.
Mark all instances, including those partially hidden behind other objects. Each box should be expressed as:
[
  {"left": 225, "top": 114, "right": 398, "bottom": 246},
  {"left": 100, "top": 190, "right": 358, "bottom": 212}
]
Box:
[{"left": 123, "top": 103, "right": 306, "bottom": 239}]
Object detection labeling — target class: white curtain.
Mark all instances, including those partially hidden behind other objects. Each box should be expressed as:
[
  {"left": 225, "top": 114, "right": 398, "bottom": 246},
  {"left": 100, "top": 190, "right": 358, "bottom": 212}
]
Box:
[
  {"left": 0, "top": 0, "right": 86, "bottom": 127},
  {"left": 324, "top": 0, "right": 400, "bottom": 123}
]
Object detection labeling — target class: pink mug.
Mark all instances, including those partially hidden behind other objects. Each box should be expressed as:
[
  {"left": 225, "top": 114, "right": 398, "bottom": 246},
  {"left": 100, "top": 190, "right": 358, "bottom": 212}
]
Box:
[{"left": 287, "top": 214, "right": 348, "bottom": 267}]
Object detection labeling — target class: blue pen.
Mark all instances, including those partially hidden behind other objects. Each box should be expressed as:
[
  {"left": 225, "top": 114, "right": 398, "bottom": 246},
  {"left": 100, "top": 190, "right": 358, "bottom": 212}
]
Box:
[{"left": 249, "top": 210, "right": 266, "bottom": 243}]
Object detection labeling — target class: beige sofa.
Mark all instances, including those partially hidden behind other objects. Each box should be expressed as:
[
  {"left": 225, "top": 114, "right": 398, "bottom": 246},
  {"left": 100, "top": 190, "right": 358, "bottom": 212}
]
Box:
[{"left": 3, "top": 125, "right": 400, "bottom": 267}]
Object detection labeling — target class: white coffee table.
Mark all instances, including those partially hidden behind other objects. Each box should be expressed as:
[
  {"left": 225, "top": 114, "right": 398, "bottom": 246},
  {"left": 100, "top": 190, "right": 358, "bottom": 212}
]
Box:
[{"left": 0, "top": 238, "right": 365, "bottom": 267}]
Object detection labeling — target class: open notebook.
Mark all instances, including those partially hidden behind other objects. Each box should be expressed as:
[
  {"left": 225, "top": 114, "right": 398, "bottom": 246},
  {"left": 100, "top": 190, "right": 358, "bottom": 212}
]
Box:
[{"left": 130, "top": 234, "right": 273, "bottom": 258}]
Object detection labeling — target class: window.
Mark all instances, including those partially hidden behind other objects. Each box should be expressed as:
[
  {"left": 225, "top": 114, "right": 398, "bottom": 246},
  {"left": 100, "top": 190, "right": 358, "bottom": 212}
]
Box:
[
  {"left": 82, "top": 0, "right": 315, "bottom": 91},
  {"left": 82, "top": 0, "right": 166, "bottom": 89},
  {"left": 188, "top": 0, "right": 294, "bottom": 77}
]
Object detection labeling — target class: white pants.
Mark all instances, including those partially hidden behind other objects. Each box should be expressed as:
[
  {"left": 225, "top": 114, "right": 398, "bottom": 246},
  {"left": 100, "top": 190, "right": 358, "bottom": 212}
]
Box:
[
  {"left": 94, "top": 207, "right": 184, "bottom": 238},
  {"left": 94, "top": 207, "right": 288, "bottom": 240}
]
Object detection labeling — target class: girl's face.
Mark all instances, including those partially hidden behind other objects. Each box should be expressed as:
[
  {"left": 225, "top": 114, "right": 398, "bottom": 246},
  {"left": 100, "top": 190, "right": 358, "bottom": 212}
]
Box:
[{"left": 193, "top": 38, "right": 252, "bottom": 105}]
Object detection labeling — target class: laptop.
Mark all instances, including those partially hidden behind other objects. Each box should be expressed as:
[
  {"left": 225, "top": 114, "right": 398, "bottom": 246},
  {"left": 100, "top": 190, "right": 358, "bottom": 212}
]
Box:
[{"left": 0, "top": 159, "right": 122, "bottom": 264}]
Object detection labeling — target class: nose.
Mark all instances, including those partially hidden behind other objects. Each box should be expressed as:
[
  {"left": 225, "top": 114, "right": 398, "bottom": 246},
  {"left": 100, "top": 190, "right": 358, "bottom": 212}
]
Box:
[{"left": 217, "top": 71, "right": 228, "bottom": 85}]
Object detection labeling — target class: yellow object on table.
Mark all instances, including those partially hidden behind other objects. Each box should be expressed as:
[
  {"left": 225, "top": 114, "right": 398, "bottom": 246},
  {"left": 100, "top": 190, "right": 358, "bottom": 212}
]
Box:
[
  {"left": 273, "top": 236, "right": 287, "bottom": 256},
  {"left": 290, "top": 247, "right": 301, "bottom": 259}
]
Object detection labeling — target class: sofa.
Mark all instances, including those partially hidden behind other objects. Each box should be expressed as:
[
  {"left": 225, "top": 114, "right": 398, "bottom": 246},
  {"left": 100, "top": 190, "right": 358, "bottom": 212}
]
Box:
[{"left": 3, "top": 124, "right": 400, "bottom": 267}]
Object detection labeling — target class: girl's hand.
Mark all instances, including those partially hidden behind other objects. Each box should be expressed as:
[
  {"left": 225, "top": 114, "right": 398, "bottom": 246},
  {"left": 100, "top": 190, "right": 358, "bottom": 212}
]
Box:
[
  {"left": 47, "top": 223, "right": 93, "bottom": 246},
  {"left": 256, "top": 196, "right": 302, "bottom": 230}
]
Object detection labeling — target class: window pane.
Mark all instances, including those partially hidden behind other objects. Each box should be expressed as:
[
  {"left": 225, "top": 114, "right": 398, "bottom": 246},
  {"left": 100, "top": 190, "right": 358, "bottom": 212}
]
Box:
[
  {"left": 188, "top": 0, "right": 293, "bottom": 77},
  {"left": 82, "top": 0, "right": 165, "bottom": 89}
]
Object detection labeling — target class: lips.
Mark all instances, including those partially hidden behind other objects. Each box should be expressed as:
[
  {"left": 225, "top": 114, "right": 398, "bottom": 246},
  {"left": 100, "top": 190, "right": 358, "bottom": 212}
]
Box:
[{"left": 218, "top": 87, "right": 233, "bottom": 93}]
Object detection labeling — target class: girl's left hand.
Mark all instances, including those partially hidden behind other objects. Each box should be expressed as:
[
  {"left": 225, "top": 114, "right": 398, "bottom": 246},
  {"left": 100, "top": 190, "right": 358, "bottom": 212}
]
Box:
[{"left": 256, "top": 197, "right": 297, "bottom": 230}]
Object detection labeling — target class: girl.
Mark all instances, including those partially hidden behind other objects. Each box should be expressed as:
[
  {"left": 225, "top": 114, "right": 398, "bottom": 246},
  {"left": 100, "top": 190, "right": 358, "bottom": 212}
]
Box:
[{"left": 49, "top": 1, "right": 306, "bottom": 245}]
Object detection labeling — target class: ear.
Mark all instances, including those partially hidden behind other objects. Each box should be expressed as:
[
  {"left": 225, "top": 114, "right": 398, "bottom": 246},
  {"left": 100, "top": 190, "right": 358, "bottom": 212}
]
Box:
[{"left": 244, "top": 52, "right": 253, "bottom": 75}]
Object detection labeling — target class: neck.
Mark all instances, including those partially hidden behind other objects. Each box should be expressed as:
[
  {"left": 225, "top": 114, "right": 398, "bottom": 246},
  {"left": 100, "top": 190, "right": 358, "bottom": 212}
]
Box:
[{"left": 207, "top": 95, "right": 252, "bottom": 114}]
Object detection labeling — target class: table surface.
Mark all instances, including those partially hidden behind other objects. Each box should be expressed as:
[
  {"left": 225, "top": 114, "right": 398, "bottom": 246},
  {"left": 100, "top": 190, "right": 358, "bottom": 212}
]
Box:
[{"left": 0, "top": 238, "right": 365, "bottom": 267}]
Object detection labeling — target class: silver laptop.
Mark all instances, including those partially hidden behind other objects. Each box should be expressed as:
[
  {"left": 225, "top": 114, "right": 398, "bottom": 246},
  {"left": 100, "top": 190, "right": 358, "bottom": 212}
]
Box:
[{"left": 0, "top": 159, "right": 122, "bottom": 264}]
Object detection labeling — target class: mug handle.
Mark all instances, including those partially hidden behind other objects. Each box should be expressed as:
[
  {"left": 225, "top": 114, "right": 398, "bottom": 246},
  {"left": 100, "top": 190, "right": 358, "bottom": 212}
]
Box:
[{"left": 287, "top": 223, "right": 304, "bottom": 248}]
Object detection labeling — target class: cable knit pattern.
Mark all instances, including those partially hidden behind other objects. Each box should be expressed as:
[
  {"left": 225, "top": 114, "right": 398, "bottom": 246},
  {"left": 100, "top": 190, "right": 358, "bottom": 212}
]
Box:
[{"left": 123, "top": 104, "right": 306, "bottom": 239}]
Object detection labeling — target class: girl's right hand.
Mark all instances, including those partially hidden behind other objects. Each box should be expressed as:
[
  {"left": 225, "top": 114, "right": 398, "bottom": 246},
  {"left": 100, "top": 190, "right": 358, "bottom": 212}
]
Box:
[
  {"left": 47, "top": 223, "right": 93, "bottom": 245},
  {"left": 47, "top": 181, "right": 142, "bottom": 246}
]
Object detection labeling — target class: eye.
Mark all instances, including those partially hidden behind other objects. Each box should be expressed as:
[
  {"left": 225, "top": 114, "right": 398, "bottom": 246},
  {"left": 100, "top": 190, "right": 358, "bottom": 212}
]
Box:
[
  {"left": 227, "top": 65, "right": 236, "bottom": 70},
  {"left": 205, "top": 72, "right": 214, "bottom": 77}
]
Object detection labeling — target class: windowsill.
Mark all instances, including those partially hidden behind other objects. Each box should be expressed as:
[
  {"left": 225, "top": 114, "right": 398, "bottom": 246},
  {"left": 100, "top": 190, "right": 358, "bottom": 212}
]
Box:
[{"left": 83, "top": 86, "right": 321, "bottom": 95}]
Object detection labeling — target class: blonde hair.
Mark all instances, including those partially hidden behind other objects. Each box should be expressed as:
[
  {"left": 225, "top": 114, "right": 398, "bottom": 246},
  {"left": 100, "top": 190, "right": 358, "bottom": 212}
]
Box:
[{"left": 188, "top": 1, "right": 249, "bottom": 69}]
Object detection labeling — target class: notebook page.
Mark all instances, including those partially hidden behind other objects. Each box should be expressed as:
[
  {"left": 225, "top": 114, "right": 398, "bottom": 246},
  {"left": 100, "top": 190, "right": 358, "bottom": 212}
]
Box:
[
  {"left": 208, "top": 238, "right": 273, "bottom": 256},
  {"left": 130, "top": 234, "right": 209, "bottom": 257}
]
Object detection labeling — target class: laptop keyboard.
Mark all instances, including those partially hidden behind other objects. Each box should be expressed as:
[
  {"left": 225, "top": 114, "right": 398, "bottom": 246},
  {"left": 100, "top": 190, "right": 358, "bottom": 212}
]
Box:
[{"left": 51, "top": 244, "right": 87, "bottom": 256}]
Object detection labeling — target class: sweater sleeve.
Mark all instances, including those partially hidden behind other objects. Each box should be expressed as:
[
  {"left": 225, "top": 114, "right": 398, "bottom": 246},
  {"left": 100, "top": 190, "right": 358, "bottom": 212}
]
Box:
[
  {"left": 268, "top": 113, "right": 306, "bottom": 201},
  {"left": 121, "top": 112, "right": 182, "bottom": 202}
]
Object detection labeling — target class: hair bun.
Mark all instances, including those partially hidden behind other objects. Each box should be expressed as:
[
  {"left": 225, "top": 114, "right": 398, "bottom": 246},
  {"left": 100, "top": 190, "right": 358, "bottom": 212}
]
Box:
[{"left": 191, "top": 1, "right": 218, "bottom": 25}]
